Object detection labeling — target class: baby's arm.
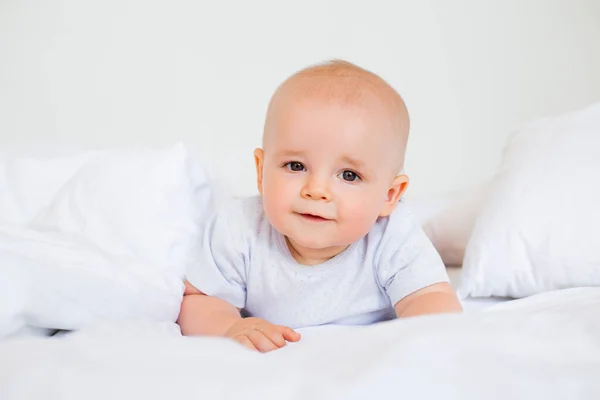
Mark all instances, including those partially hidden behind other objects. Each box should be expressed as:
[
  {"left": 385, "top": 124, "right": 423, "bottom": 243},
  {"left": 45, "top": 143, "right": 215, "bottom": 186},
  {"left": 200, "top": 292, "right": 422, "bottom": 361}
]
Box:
[
  {"left": 178, "top": 281, "right": 242, "bottom": 336},
  {"left": 177, "top": 281, "right": 301, "bottom": 352},
  {"left": 394, "top": 282, "right": 462, "bottom": 318}
]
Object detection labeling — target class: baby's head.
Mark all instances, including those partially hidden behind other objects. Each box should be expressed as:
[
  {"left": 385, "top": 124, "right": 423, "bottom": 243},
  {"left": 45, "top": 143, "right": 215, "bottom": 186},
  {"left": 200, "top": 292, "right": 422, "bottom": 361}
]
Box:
[{"left": 254, "top": 60, "right": 410, "bottom": 261}]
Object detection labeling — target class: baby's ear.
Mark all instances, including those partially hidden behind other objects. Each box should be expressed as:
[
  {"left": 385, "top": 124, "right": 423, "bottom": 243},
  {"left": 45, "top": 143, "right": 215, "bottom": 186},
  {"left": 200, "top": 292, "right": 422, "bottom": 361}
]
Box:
[
  {"left": 379, "top": 174, "right": 409, "bottom": 217},
  {"left": 254, "top": 148, "right": 265, "bottom": 196}
]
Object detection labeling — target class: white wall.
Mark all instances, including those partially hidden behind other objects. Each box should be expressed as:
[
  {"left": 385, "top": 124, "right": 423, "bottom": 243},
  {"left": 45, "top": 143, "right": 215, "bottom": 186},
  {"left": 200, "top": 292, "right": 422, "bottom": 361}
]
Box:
[
  {"left": 430, "top": 0, "right": 600, "bottom": 191},
  {"left": 1, "top": 0, "right": 599, "bottom": 197}
]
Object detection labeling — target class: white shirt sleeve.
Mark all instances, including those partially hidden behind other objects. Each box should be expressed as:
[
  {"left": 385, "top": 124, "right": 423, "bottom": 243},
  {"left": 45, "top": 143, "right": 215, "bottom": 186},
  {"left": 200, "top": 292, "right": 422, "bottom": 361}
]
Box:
[
  {"left": 185, "top": 203, "right": 248, "bottom": 308},
  {"left": 376, "top": 203, "right": 449, "bottom": 306}
]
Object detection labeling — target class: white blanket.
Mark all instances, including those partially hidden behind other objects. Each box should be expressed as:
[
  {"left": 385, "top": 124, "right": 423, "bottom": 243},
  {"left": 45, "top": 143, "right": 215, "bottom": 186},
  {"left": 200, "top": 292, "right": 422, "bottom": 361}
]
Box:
[
  {"left": 1, "top": 287, "right": 599, "bottom": 400},
  {"left": 0, "top": 222, "right": 183, "bottom": 338}
]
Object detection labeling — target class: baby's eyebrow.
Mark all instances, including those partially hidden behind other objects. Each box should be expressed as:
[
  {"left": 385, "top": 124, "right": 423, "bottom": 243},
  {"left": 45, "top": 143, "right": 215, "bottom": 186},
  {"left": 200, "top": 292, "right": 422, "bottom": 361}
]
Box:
[
  {"left": 275, "top": 149, "right": 305, "bottom": 158},
  {"left": 341, "top": 156, "right": 366, "bottom": 170}
]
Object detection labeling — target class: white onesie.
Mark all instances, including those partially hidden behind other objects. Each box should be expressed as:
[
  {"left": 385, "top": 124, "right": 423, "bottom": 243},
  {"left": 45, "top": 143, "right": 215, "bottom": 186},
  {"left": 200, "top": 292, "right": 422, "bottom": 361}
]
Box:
[{"left": 186, "top": 196, "right": 449, "bottom": 329}]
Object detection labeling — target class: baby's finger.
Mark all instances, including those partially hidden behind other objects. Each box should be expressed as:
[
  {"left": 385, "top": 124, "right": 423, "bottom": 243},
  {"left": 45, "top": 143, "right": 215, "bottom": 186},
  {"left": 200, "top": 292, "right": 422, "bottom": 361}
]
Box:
[
  {"left": 249, "top": 331, "right": 279, "bottom": 353},
  {"left": 258, "top": 325, "right": 286, "bottom": 348},
  {"left": 279, "top": 326, "right": 301, "bottom": 342},
  {"left": 235, "top": 336, "right": 258, "bottom": 352}
]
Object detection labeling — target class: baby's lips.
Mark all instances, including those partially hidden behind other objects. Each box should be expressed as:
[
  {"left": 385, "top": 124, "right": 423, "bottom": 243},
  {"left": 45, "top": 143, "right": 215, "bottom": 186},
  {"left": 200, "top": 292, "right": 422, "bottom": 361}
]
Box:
[{"left": 297, "top": 212, "right": 333, "bottom": 220}]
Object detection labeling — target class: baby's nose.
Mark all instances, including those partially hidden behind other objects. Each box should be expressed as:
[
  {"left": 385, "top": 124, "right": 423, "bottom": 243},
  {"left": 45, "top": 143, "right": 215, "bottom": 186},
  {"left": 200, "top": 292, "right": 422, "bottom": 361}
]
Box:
[{"left": 301, "top": 177, "right": 332, "bottom": 201}]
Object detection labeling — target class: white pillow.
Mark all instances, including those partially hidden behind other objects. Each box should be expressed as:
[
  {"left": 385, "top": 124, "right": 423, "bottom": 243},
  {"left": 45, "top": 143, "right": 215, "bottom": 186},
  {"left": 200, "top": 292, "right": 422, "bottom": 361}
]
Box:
[
  {"left": 0, "top": 147, "right": 102, "bottom": 225},
  {"left": 30, "top": 143, "right": 212, "bottom": 277},
  {"left": 459, "top": 103, "right": 600, "bottom": 298},
  {"left": 409, "top": 184, "right": 487, "bottom": 266}
]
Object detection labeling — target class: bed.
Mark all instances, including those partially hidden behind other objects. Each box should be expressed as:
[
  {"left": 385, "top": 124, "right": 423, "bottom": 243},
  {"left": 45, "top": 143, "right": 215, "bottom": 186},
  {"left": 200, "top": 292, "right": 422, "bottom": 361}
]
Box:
[
  {"left": 1, "top": 286, "right": 599, "bottom": 400},
  {"left": 1, "top": 104, "right": 600, "bottom": 399}
]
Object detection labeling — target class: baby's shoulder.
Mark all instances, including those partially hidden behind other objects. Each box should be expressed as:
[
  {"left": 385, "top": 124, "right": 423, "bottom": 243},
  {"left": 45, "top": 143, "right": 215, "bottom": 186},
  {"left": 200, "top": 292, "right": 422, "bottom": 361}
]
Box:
[
  {"left": 368, "top": 199, "right": 422, "bottom": 248},
  {"left": 212, "top": 195, "right": 267, "bottom": 237}
]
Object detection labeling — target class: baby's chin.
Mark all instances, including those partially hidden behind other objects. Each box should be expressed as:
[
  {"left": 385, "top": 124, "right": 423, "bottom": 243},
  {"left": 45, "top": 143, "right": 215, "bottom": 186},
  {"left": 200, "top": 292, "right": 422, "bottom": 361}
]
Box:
[
  {"left": 286, "top": 232, "right": 356, "bottom": 254},
  {"left": 290, "top": 236, "right": 342, "bottom": 251}
]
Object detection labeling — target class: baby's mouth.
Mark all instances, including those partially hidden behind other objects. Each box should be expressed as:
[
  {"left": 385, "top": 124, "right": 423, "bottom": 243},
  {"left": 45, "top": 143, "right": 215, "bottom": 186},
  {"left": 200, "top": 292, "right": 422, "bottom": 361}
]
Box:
[{"left": 297, "top": 213, "right": 331, "bottom": 222}]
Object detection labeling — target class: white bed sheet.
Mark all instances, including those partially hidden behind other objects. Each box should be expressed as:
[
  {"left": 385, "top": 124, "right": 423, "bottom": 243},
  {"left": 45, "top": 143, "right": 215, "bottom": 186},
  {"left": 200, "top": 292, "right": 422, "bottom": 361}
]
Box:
[{"left": 1, "top": 287, "right": 599, "bottom": 400}]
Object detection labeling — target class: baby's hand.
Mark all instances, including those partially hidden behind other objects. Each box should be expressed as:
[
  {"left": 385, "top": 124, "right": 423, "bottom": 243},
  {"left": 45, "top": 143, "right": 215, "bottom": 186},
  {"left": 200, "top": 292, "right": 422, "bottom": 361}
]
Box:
[{"left": 224, "top": 317, "right": 301, "bottom": 352}]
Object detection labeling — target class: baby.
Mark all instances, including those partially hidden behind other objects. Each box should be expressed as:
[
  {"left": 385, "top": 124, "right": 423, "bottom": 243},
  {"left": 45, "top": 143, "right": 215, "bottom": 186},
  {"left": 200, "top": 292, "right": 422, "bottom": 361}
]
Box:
[{"left": 178, "top": 60, "right": 462, "bottom": 352}]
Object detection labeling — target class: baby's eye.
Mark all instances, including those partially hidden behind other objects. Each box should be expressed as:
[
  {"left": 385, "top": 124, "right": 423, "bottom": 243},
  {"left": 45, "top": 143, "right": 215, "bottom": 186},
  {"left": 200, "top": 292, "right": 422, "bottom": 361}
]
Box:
[
  {"left": 339, "top": 170, "right": 360, "bottom": 182},
  {"left": 285, "top": 161, "right": 305, "bottom": 172}
]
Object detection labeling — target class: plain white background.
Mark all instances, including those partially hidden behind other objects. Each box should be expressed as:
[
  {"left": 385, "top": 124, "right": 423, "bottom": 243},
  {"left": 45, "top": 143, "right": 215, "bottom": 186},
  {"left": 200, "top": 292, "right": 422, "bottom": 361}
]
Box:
[{"left": 1, "top": 0, "right": 599, "bottom": 197}]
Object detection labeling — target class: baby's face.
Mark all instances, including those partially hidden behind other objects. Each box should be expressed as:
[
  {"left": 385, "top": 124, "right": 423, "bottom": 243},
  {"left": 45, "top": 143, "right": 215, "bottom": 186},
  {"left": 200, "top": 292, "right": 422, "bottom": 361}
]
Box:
[{"left": 256, "top": 95, "right": 407, "bottom": 253}]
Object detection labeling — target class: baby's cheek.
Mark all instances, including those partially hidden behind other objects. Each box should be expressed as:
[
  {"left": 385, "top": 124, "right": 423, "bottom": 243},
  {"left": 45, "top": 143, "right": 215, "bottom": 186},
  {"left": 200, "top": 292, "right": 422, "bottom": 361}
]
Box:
[
  {"left": 338, "top": 200, "right": 378, "bottom": 240},
  {"left": 263, "top": 183, "right": 293, "bottom": 227},
  {"left": 264, "top": 174, "right": 286, "bottom": 200}
]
